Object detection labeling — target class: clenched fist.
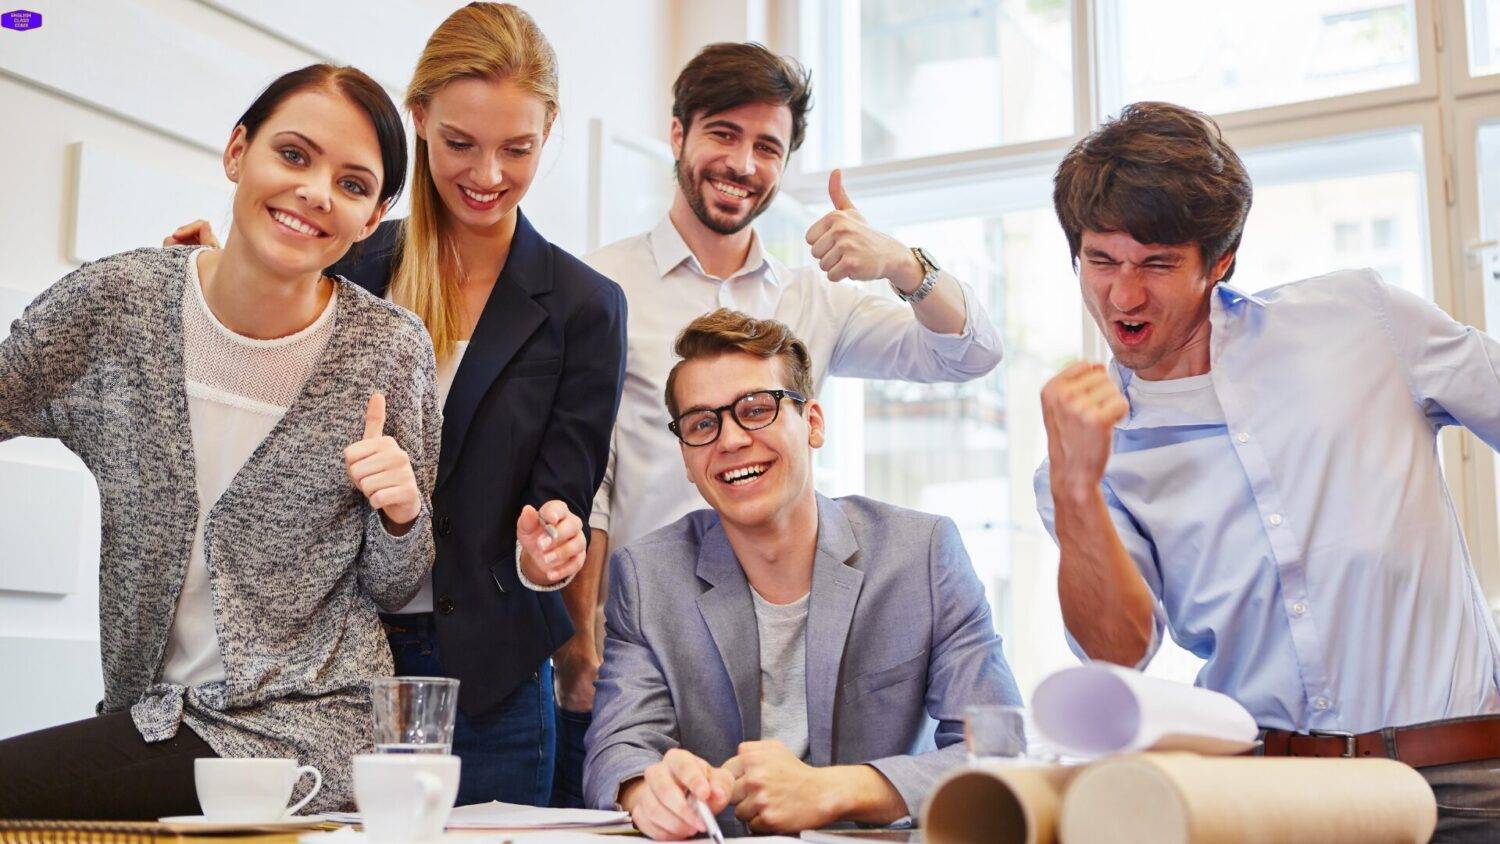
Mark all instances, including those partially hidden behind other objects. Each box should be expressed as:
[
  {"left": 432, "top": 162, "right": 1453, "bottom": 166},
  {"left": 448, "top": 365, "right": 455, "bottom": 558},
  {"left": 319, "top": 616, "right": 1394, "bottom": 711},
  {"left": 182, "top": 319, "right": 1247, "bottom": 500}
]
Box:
[
  {"left": 1040, "top": 362, "right": 1129, "bottom": 498},
  {"left": 344, "top": 392, "right": 421, "bottom": 530},
  {"left": 804, "top": 170, "right": 923, "bottom": 289}
]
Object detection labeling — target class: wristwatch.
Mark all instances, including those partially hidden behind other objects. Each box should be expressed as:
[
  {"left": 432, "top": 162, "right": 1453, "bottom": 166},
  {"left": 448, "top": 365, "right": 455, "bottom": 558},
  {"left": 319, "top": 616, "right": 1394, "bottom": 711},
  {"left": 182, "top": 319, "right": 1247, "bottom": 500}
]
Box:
[{"left": 893, "top": 247, "right": 940, "bottom": 304}]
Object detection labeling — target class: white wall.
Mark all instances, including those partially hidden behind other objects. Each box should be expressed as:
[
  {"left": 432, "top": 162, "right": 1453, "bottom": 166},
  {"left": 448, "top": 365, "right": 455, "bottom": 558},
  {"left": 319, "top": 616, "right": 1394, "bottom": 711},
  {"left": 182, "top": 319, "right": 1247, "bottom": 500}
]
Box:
[{"left": 0, "top": 0, "right": 686, "bottom": 739}]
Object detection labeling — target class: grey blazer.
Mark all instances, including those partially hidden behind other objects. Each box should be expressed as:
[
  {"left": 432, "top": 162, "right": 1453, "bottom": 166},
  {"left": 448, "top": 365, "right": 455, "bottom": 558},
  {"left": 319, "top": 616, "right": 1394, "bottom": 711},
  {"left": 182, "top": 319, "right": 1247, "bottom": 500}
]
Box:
[
  {"left": 583, "top": 493, "right": 1021, "bottom": 832},
  {"left": 0, "top": 247, "right": 439, "bottom": 811}
]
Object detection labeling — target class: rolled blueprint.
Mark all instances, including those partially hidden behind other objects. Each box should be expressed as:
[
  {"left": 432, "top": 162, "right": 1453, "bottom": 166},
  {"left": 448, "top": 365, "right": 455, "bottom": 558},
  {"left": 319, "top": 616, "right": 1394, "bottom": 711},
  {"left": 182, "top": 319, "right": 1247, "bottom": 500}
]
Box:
[
  {"left": 922, "top": 763, "right": 1082, "bottom": 844},
  {"left": 1031, "top": 663, "right": 1257, "bottom": 757},
  {"left": 1058, "top": 753, "right": 1436, "bottom": 844}
]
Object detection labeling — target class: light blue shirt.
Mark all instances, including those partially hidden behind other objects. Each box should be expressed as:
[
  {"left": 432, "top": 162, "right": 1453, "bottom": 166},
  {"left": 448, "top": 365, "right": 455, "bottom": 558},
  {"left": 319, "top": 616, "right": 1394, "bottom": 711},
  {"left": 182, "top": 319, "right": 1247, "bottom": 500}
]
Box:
[{"left": 1035, "top": 269, "right": 1500, "bottom": 733}]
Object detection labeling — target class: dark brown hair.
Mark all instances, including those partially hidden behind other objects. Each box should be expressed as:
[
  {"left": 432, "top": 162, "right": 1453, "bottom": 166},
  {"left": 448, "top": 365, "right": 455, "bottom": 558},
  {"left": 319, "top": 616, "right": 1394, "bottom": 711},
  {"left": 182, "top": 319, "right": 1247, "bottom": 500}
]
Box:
[
  {"left": 236, "top": 64, "right": 408, "bottom": 208},
  {"left": 664, "top": 309, "right": 815, "bottom": 419},
  {"left": 672, "top": 42, "right": 813, "bottom": 155},
  {"left": 1053, "top": 101, "right": 1252, "bottom": 280}
]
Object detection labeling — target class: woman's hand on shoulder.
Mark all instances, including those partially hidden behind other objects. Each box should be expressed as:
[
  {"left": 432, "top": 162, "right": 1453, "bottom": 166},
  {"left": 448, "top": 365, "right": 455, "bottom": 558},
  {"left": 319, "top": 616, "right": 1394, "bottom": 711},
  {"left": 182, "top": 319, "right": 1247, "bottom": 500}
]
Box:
[{"left": 163, "top": 219, "right": 220, "bottom": 249}]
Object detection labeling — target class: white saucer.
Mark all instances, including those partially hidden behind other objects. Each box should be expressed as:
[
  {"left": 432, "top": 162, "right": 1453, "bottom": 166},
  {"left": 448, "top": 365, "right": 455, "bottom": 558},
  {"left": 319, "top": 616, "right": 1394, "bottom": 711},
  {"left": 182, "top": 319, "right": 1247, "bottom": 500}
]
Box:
[{"left": 158, "top": 813, "right": 329, "bottom": 833}]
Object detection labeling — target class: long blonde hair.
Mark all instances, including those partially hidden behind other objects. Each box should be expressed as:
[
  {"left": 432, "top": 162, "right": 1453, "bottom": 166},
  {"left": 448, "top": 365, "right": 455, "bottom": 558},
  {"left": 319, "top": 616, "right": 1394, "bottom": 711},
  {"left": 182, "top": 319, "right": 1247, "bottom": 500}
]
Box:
[{"left": 389, "top": 2, "right": 560, "bottom": 361}]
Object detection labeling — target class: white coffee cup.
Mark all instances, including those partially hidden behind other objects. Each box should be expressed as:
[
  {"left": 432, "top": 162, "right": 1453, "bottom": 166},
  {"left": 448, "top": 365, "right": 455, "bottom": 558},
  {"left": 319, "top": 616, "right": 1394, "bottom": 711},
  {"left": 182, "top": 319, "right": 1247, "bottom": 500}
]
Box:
[
  {"left": 353, "top": 753, "right": 460, "bottom": 843},
  {"left": 194, "top": 757, "right": 322, "bottom": 822}
]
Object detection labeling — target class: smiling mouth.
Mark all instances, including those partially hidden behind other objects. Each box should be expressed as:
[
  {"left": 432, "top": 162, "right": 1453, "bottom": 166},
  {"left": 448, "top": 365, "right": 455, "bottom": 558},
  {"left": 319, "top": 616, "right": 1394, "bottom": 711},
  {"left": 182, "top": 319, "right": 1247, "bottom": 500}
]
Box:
[
  {"left": 460, "top": 185, "right": 502, "bottom": 203},
  {"left": 717, "top": 462, "right": 770, "bottom": 485},
  {"left": 709, "top": 179, "right": 752, "bottom": 201},
  {"left": 268, "top": 208, "right": 327, "bottom": 237}
]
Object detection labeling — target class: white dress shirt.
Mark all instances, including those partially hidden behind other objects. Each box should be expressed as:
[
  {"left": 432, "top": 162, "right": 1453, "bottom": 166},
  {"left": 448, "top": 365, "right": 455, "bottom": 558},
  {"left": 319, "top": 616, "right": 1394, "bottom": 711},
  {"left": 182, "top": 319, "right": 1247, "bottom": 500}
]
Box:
[{"left": 584, "top": 214, "right": 1004, "bottom": 555}]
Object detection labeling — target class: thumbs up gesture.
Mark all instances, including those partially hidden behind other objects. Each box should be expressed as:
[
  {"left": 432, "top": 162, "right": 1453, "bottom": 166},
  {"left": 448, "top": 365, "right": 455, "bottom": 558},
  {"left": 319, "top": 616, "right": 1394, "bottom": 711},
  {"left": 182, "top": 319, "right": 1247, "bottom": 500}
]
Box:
[
  {"left": 344, "top": 392, "right": 422, "bottom": 531},
  {"left": 804, "top": 169, "right": 924, "bottom": 289}
]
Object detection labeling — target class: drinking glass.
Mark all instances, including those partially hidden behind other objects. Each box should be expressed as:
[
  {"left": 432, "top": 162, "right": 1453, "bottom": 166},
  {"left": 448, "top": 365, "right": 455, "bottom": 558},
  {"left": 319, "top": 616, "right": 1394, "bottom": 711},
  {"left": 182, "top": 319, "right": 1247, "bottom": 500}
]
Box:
[
  {"left": 371, "top": 676, "right": 459, "bottom": 755},
  {"left": 964, "top": 704, "right": 1031, "bottom": 765}
]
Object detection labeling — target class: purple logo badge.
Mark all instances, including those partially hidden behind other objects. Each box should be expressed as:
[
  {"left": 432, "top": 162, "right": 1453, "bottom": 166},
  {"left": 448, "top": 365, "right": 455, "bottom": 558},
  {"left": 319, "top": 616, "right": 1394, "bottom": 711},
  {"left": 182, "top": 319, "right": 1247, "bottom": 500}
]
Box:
[{"left": 1, "top": 9, "right": 42, "bottom": 31}]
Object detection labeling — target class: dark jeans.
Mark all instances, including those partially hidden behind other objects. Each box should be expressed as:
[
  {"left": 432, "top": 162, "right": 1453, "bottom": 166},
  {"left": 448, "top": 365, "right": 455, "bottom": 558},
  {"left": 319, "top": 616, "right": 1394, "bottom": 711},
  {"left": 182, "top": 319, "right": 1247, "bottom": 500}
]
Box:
[
  {"left": 550, "top": 705, "right": 592, "bottom": 808},
  {"left": 382, "top": 613, "right": 555, "bottom": 807},
  {"left": 1425, "top": 756, "right": 1500, "bottom": 843},
  {"left": 0, "top": 709, "right": 216, "bottom": 819}
]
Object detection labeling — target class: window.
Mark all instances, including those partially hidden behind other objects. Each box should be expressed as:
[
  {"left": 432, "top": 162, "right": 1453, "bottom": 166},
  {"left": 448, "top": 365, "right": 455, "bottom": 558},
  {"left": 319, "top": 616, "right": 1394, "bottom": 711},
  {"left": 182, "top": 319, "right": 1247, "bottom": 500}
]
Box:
[
  {"left": 783, "top": 0, "right": 1500, "bottom": 692},
  {"left": 798, "top": 0, "right": 1074, "bottom": 169},
  {"left": 1097, "top": 0, "right": 1418, "bottom": 117},
  {"left": 1235, "top": 127, "right": 1430, "bottom": 296}
]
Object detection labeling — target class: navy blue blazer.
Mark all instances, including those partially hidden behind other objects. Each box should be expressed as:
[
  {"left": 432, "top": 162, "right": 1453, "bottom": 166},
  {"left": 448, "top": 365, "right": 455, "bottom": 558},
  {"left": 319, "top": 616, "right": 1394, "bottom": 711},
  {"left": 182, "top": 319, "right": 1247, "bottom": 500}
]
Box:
[{"left": 330, "top": 211, "right": 627, "bottom": 718}]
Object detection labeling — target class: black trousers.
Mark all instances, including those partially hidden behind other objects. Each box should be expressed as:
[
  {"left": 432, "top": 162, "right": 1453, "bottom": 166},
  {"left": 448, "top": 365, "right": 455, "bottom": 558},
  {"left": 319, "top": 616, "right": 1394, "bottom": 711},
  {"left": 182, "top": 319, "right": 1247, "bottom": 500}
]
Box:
[{"left": 0, "top": 710, "right": 216, "bottom": 819}]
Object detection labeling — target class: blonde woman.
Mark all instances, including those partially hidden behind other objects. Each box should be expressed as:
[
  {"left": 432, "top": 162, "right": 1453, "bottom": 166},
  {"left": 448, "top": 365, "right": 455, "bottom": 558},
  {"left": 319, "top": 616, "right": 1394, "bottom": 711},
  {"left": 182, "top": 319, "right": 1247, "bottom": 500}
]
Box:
[{"left": 168, "top": 3, "right": 624, "bottom": 807}]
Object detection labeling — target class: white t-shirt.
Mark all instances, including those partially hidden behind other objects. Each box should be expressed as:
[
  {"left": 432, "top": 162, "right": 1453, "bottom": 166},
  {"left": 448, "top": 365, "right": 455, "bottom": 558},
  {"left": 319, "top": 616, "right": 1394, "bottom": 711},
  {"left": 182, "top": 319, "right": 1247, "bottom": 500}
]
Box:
[
  {"left": 392, "top": 340, "right": 469, "bottom": 614},
  {"left": 161, "top": 251, "right": 337, "bottom": 687},
  {"left": 750, "top": 586, "right": 811, "bottom": 760}
]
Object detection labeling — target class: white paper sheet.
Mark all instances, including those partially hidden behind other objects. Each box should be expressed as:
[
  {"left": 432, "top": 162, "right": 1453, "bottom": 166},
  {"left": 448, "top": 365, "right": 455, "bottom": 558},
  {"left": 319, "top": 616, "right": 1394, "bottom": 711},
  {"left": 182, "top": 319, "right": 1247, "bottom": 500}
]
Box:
[
  {"left": 323, "top": 800, "right": 630, "bottom": 830},
  {"left": 1030, "top": 663, "right": 1257, "bottom": 758}
]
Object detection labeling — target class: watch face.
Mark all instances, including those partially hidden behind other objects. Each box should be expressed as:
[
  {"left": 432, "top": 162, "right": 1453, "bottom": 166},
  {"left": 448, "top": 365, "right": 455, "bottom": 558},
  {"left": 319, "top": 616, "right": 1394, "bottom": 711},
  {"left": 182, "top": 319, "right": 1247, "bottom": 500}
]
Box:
[{"left": 916, "top": 247, "right": 941, "bottom": 273}]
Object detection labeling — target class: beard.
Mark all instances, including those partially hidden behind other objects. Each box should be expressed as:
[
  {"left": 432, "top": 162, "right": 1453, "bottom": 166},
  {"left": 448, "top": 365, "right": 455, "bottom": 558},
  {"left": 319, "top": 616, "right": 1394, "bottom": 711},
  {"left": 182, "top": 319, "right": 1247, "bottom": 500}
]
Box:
[{"left": 675, "top": 157, "right": 777, "bottom": 235}]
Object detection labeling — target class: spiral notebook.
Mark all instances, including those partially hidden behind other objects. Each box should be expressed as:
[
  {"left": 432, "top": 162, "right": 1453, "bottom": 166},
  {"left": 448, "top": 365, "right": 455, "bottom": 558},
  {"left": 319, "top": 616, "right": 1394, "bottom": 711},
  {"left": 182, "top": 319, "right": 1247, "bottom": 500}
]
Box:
[{"left": 0, "top": 819, "right": 166, "bottom": 841}]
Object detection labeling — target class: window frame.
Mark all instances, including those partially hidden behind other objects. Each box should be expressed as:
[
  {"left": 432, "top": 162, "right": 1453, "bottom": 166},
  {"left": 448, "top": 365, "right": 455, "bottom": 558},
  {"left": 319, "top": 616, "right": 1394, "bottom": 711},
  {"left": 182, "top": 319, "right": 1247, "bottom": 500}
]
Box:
[{"left": 774, "top": 0, "right": 1500, "bottom": 613}]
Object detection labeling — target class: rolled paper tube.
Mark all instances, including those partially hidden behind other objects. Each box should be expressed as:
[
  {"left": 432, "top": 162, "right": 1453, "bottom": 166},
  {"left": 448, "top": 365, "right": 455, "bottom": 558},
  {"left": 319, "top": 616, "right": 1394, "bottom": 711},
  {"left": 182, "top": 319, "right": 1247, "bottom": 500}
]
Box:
[
  {"left": 1057, "top": 753, "right": 1437, "bottom": 844},
  {"left": 923, "top": 763, "right": 1083, "bottom": 844}
]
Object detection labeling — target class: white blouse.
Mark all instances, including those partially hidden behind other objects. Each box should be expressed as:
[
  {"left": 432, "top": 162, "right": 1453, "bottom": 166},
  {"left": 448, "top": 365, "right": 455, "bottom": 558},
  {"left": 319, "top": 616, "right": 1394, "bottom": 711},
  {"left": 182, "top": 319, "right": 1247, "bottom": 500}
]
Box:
[{"left": 160, "top": 252, "right": 337, "bottom": 687}]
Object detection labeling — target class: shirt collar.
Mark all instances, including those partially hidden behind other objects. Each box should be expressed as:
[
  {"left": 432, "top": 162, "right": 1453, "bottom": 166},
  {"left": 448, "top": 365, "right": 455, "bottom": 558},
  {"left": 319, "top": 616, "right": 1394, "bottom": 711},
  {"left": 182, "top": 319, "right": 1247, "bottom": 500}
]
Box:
[
  {"left": 1214, "top": 280, "right": 1268, "bottom": 309},
  {"left": 647, "top": 214, "right": 781, "bottom": 286}
]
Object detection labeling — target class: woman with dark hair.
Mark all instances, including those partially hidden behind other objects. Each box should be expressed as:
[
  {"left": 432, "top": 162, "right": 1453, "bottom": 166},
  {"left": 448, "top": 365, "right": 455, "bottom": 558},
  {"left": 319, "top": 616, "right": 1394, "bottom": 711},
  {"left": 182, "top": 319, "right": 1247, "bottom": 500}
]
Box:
[{"left": 0, "top": 64, "right": 437, "bottom": 819}]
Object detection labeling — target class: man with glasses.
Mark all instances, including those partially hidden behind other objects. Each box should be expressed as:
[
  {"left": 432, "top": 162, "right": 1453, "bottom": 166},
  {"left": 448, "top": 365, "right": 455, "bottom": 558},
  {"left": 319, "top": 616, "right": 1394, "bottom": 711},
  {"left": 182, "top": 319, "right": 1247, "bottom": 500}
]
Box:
[
  {"left": 583, "top": 310, "right": 1020, "bottom": 840},
  {"left": 564, "top": 41, "right": 1002, "bottom": 737}
]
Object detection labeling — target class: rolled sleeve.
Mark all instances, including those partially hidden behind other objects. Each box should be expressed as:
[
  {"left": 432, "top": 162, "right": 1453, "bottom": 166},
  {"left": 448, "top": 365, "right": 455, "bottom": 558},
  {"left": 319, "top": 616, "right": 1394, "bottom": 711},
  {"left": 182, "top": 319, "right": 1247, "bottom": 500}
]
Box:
[{"left": 1034, "top": 459, "right": 1166, "bottom": 669}]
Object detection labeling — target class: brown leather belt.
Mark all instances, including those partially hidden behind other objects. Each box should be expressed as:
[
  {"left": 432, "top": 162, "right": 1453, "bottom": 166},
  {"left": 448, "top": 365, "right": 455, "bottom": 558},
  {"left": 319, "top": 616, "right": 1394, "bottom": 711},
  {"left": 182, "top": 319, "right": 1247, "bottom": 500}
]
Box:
[{"left": 1260, "top": 714, "right": 1500, "bottom": 768}]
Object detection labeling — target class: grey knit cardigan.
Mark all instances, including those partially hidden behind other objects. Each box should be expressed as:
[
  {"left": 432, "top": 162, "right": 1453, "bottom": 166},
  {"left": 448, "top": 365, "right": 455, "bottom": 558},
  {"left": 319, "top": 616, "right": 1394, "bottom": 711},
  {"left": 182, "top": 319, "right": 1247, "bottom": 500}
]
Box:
[{"left": 0, "top": 247, "right": 439, "bottom": 811}]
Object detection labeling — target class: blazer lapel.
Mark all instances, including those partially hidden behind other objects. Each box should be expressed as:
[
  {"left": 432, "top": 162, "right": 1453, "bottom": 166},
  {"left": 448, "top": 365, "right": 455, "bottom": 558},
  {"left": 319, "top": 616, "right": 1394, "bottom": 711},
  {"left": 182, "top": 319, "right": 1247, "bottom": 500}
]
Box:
[
  {"left": 804, "top": 494, "right": 863, "bottom": 767},
  {"left": 437, "top": 211, "right": 552, "bottom": 490},
  {"left": 695, "top": 521, "right": 761, "bottom": 744}
]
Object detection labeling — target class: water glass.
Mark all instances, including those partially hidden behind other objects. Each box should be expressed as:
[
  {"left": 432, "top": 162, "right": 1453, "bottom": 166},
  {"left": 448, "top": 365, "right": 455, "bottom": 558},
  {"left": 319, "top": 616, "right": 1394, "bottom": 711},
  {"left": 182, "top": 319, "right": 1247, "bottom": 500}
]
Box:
[
  {"left": 965, "top": 704, "right": 1030, "bottom": 764},
  {"left": 371, "top": 676, "right": 459, "bottom": 755}
]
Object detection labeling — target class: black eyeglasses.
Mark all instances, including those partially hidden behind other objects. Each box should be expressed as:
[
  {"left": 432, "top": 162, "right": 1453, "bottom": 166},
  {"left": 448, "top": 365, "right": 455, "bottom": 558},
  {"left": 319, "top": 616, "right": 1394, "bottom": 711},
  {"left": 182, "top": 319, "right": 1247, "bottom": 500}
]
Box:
[{"left": 668, "top": 389, "right": 807, "bottom": 447}]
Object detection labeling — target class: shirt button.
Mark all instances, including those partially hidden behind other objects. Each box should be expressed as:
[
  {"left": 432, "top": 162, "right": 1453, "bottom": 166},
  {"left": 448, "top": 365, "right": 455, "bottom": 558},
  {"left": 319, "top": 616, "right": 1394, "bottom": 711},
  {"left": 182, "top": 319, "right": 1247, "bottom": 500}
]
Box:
[
  {"left": 1236, "top": 432, "right": 1249, "bottom": 444},
  {"left": 437, "top": 596, "right": 455, "bottom": 615},
  {"left": 1314, "top": 697, "right": 1331, "bottom": 711},
  {"left": 1292, "top": 602, "right": 1307, "bottom": 616},
  {"left": 1268, "top": 513, "right": 1283, "bottom": 526},
  {"left": 437, "top": 515, "right": 453, "bottom": 537}
]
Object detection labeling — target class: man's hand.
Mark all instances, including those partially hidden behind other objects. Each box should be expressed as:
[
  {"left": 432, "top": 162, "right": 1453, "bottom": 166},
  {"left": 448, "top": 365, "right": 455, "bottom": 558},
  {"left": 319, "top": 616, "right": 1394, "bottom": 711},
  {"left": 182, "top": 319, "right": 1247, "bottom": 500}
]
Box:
[
  {"left": 344, "top": 392, "right": 421, "bottom": 533},
  {"left": 723, "top": 740, "right": 837, "bottom": 834},
  {"left": 804, "top": 170, "right": 923, "bottom": 290},
  {"left": 517, "top": 501, "right": 586, "bottom": 586},
  {"left": 620, "top": 749, "right": 733, "bottom": 841},
  {"left": 1040, "top": 362, "right": 1129, "bottom": 501},
  {"left": 163, "top": 219, "right": 221, "bottom": 248},
  {"left": 554, "top": 635, "right": 601, "bottom": 712}
]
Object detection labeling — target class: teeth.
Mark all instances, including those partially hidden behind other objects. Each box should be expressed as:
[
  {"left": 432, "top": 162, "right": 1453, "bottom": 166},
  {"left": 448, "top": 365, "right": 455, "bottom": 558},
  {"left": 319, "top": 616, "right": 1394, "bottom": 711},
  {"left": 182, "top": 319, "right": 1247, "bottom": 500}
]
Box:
[
  {"left": 461, "top": 186, "right": 500, "bottom": 202},
  {"left": 272, "top": 210, "right": 322, "bottom": 236},
  {"left": 718, "top": 464, "right": 768, "bottom": 484},
  {"left": 712, "top": 180, "right": 749, "bottom": 199}
]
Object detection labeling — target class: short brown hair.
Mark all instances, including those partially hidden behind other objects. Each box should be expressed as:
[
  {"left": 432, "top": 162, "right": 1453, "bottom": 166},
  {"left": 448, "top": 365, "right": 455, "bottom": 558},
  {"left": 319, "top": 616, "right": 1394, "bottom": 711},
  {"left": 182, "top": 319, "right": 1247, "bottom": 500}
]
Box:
[
  {"left": 664, "top": 309, "right": 815, "bottom": 420},
  {"left": 672, "top": 42, "right": 813, "bottom": 155},
  {"left": 1053, "top": 101, "right": 1253, "bottom": 280}
]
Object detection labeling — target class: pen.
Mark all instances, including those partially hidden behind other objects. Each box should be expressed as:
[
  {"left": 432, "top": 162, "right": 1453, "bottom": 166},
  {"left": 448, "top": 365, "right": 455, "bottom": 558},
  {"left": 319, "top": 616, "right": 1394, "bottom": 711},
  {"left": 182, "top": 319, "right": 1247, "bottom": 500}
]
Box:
[
  {"left": 692, "top": 796, "right": 725, "bottom": 844},
  {"left": 541, "top": 518, "right": 559, "bottom": 541}
]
